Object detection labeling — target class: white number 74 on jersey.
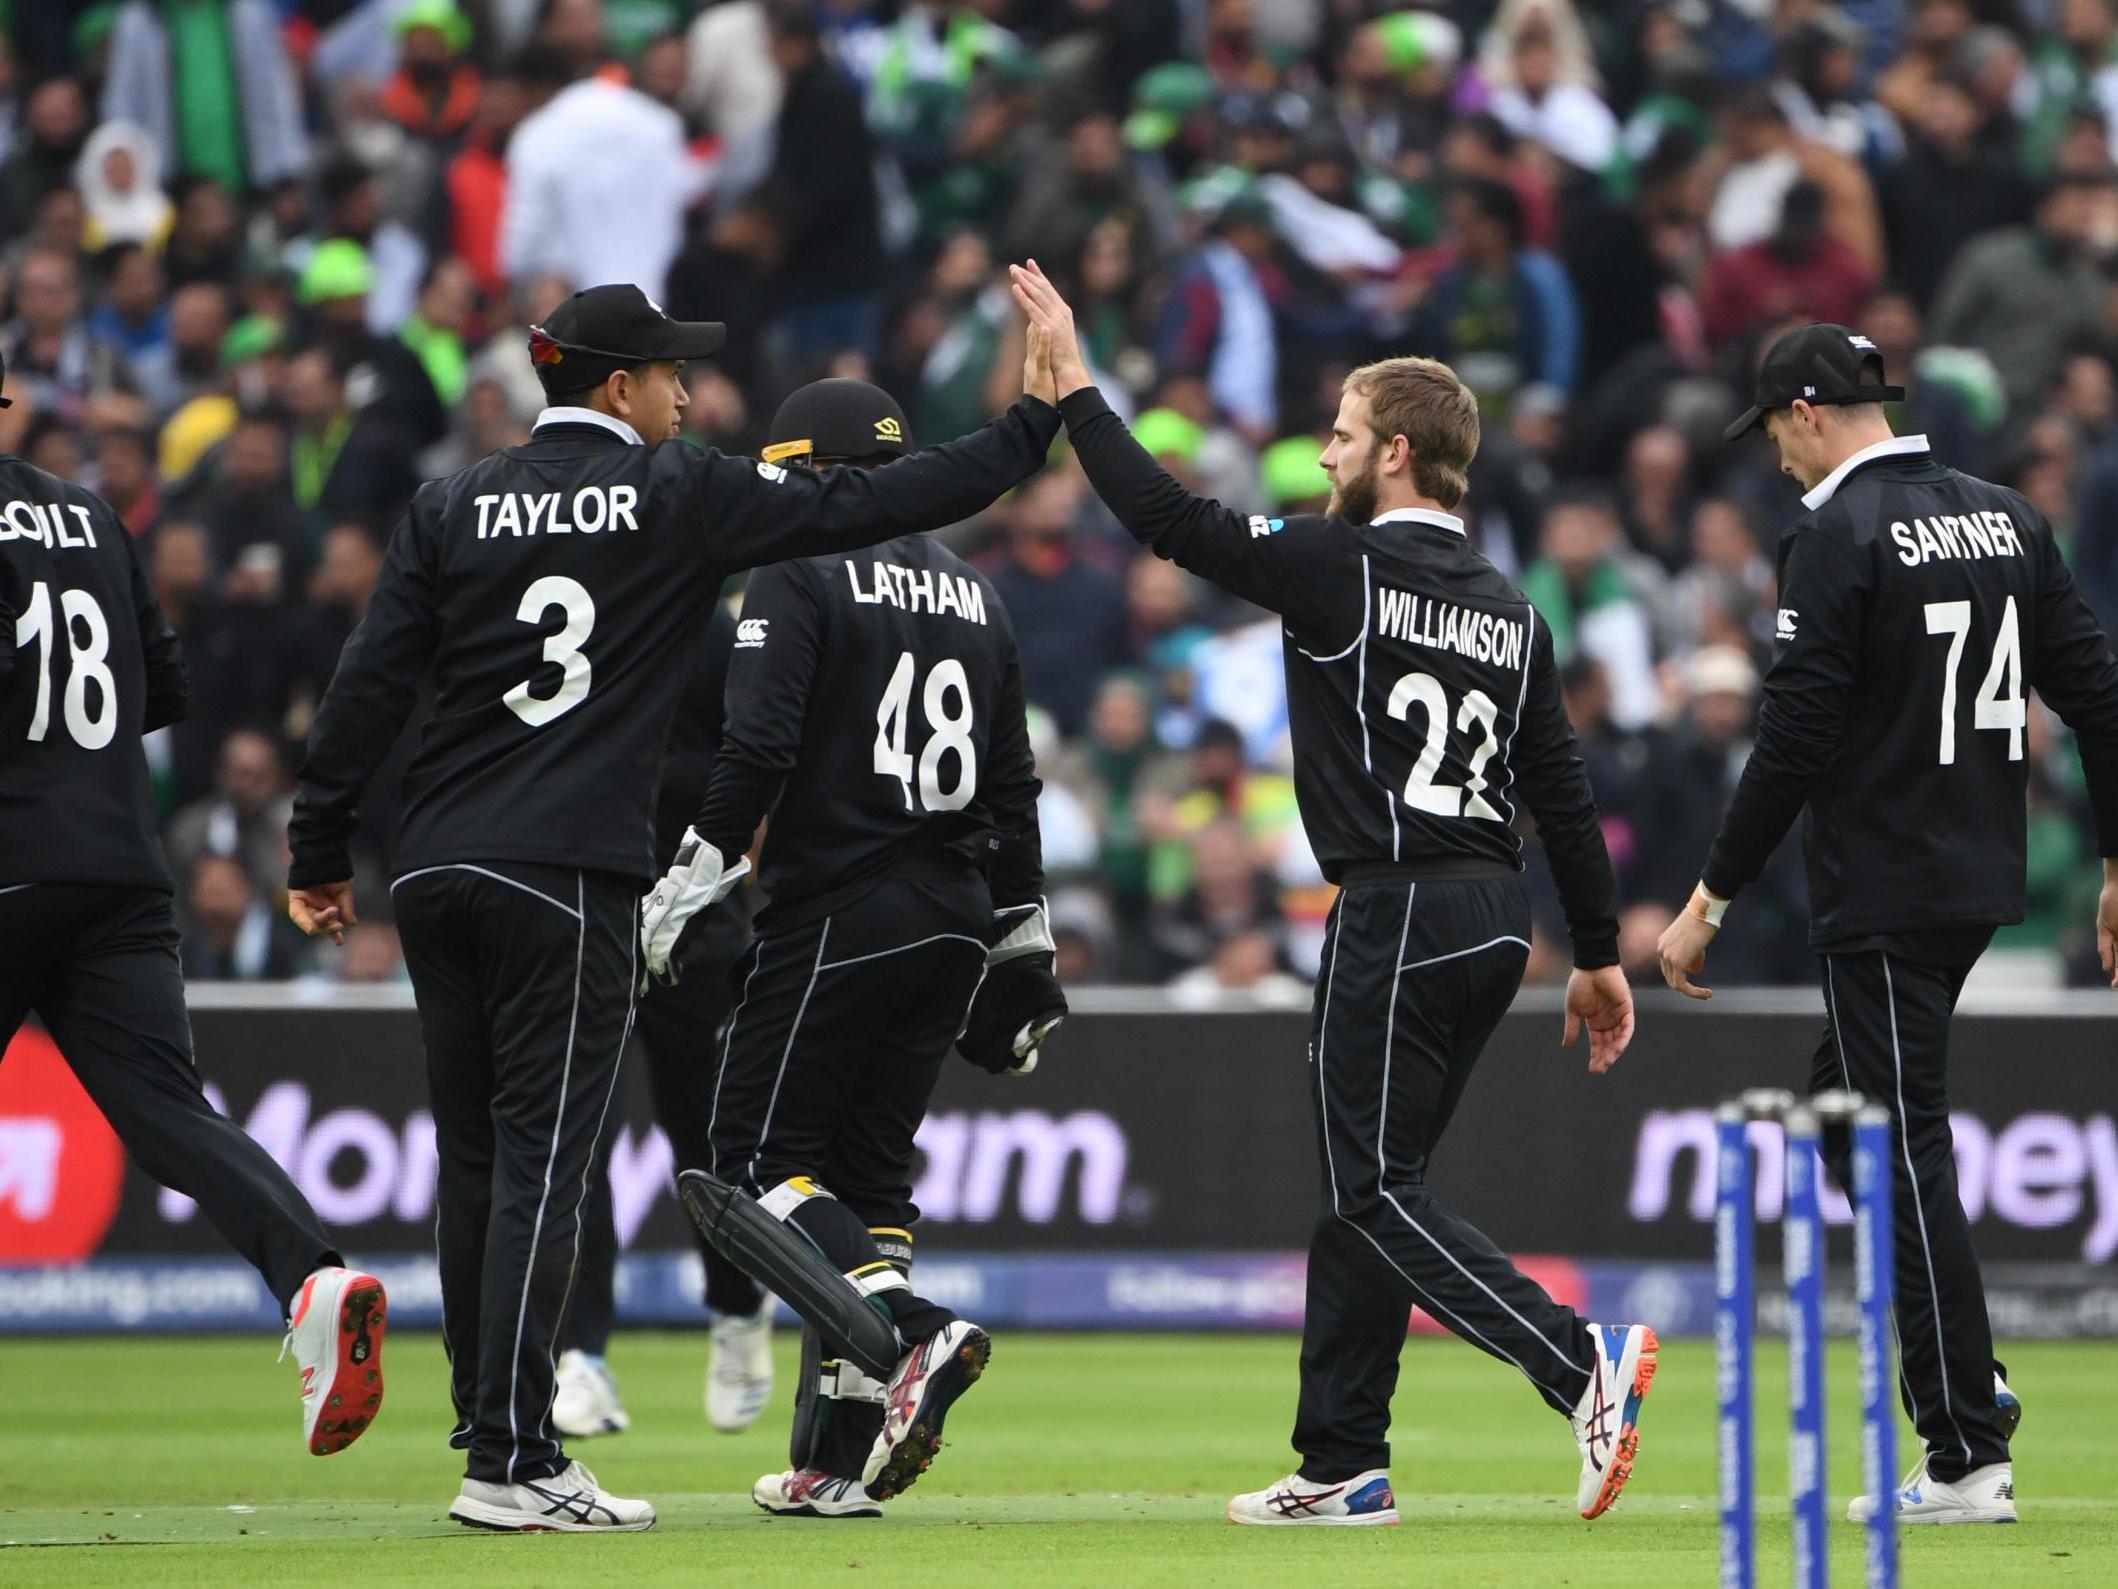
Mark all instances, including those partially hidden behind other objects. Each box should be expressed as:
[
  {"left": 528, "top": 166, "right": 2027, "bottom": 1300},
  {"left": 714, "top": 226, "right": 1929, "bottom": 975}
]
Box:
[{"left": 1923, "top": 596, "right": 2025, "bottom": 765}]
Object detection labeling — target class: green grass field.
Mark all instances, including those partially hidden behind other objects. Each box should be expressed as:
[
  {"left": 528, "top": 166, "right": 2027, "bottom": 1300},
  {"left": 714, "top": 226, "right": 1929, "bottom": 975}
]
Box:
[{"left": 1, "top": 1331, "right": 2111, "bottom": 1586}]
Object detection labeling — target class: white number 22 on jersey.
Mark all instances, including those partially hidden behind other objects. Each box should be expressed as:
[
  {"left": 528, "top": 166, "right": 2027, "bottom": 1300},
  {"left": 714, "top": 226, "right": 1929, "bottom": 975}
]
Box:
[
  {"left": 874, "top": 651, "right": 977, "bottom": 813},
  {"left": 1386, "top": 670, "right": 1505, "bottom": 820},
  {"left": 503, "top": 575, "right": 595, "bottom": 726},
  {"left": 1922, "top": 596, "right": 2025, "bottom": 765}
]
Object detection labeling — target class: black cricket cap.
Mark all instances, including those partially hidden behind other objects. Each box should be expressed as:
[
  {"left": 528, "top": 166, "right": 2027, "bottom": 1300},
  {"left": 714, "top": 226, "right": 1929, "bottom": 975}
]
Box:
[
  {"left": 763, "top": 378, "right": 911, "bottom": 465},
  {"left": 1723, "top": 321, "right": 1903, "bottom": 441},
  {"left": 529, "top": 284, "right": 726, "bottom": 396}
]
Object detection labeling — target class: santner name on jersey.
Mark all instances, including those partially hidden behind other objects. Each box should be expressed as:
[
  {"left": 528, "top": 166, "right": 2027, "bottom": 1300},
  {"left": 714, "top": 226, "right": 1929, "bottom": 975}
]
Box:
[
  {"left": 1376, "top": 585, "right": 1526, "bottom": 669},
  {"left": 1888, "top": 510, "right": 2023, "bottom": 566},
  {"left": 844, "top": 557, "right": 989, "bottom": 624}
]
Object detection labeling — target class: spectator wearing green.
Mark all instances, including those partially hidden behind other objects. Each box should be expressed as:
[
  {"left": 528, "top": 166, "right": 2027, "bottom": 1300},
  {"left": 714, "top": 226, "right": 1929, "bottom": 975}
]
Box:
[
  {"left": 1132, "top": 407, "right": 1205, "bottom": 470},
  {"left": 868, "top": 6, "right": 1023, "bottom": 146},
  {"left": 219, "top": 311, "right": 282, "bottom": 372},
  {"left": 911, "top": 230, "right": 1011, "bottom": 447},
  {"left": 2024, "top": 3, "right": 2118, "bottom": 173},
  {"left": 297, "top": 237, "right": 447, "bottom": 452},
  {"left": 398, "top": 261, "right": 476, "bottom": 410},
  {"left": 299, "top": 238, "right": 374, "bottom": 315},
  {"left": 1048, "top": 674, "right": 1189, "bottom": 928},
  {"left": 1519, "top": 490, "right": 1660, "bottom": 730},
  {"left": 1123, "top": 63, "right": 1216, "bottom": 155},
  {"left": 102, "top": 0, "right": 310, "bottom": 192},
  {"left": 1258, "top": 435, "right": 1332, "bottom": 514}
]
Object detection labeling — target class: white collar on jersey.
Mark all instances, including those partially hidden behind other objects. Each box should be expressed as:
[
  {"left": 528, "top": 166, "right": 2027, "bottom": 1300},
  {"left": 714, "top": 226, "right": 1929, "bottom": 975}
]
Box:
[
  {"left": 1368, "top": 506, "right": 1467, "bottom": 537},
  {"left": 532, "top": 406, "right": 645, "bottom": 447},
  {"left": 1800, "top": 433, "right": 1931, "bottom": 511}
]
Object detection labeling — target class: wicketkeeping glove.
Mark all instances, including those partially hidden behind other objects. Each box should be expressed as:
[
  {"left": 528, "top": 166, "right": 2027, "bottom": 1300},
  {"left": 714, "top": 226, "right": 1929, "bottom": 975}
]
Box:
[
  {"left": 957, "top": 901, "right": 1067, "bottom": 1075},
  {"left": 640, "top": 827, "right": 750, "bottom": 986}
]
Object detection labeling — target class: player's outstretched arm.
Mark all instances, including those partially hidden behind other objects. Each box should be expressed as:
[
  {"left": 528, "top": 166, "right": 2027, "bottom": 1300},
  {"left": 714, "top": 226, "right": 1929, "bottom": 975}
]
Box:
[
  {"left": 287, "top": 494, "right": 444, "bottom": 940},
  {"left": 699, "top": 347, "right": 1061, "bottom": 573},
  {"left": 1007, "top": 260, "right": 1338, "bottom": 625}
]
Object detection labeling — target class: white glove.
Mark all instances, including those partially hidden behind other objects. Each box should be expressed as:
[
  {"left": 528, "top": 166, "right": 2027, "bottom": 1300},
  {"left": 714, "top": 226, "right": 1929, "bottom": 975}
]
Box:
[{"left": 640, "top": 828, "right": 750, "bottom": 985}]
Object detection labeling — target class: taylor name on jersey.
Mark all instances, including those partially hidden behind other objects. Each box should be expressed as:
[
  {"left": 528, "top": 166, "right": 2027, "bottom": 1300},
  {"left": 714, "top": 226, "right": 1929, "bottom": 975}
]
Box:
[
  {"left": 844, "top": 558, "right": 990, "bottom": 625},
  {"left": 472, "top": 485, "right": 642, "bottom": 539}
]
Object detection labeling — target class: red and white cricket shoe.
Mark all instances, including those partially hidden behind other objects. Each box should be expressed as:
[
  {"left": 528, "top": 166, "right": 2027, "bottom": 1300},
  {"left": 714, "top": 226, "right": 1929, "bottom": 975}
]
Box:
[
  {"left": 861, "top": 1320, "right": 991, "bottom": 1500},
  {"left": 754, "top": 1467, "right": 883, "bottom": 1518},
  {"left": 286, "top": 1265, "right": 387, "bottom": 1456},
  {"left": 1571, "top": 1322, "right": 1658, "bottom": 1518}
]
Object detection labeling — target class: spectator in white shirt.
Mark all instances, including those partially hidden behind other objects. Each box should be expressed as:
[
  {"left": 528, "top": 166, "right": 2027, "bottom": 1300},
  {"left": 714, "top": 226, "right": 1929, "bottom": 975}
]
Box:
[{"left": 500, "top": 50, "right": 697, "bottom": 304}]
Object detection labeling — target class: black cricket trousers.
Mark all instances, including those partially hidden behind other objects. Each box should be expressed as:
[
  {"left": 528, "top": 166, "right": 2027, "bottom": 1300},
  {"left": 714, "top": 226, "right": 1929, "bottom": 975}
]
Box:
[
  {"left": 392, "top": 860, "right": 637, "bottom": 1485},
  {"left": 1296, "top": 873, "right": 1597, "bottom": 1481},
  {"left": 1812, "top": 947, "right": 2011, "bottom": 1483},
  {"left": 0, "top": 884, "right": 337, "bottom": 1310},
  {"left": 560, "top": 904, "right": 762, "bottom": 1355},
  {"left": 709, "top": 865, "right": 991, "bottom": 1472}
]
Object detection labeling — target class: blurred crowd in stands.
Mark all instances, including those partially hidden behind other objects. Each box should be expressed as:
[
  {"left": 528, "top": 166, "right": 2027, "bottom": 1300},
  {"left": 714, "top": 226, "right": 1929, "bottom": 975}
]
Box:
[{"left": 4, "top": 0, "right": 2117, "bottom": 991}]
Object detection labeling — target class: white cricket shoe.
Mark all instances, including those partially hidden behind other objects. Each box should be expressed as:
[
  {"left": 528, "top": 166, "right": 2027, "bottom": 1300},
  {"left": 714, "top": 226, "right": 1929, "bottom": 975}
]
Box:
[
  {"left": 1570, "top": 1322, "right": 1658, "bottom": 1519},
  {"left": 285, "top": 1265, "right": 387, "bottom": 1456},
  {"left": 551, "top": 1350, "right": 630, "bottom": 1438},
  {"left": 450, "top": 1460, "right": 656, "bottom": 1532},
  {"left": 1226, "top": 1470, "right": 1398, "bottom": 1526},
  {"left": 707, "top": 1301, "right": 775, "bottom": 1433},
  {"left": 1847, "top": 1456, "right": 2016, "bottom": 1525},
  {"left": 754, "top": 1468, "right": 884, "bottom": 1519},
  {"left": 862, "top": 1319, "right": 991, "bottom": 1500}
]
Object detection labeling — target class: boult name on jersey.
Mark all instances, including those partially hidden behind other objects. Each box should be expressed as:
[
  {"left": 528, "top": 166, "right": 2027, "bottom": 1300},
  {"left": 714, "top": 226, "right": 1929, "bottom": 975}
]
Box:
[
  {"left": 0, "top": 500, "right": 100, "bottom": 550},
  {"left": 1376, "top": 584, "right": 1526, "bottom": 669},
  {"left": 1888, "top": 510, "right": 2025, "bottom": 567},
  {"left": 472, "top": 486, "right": 642, "bottom": 540},
  {"left": 843, "top": 558, "right": 990, "bottom": 625}
]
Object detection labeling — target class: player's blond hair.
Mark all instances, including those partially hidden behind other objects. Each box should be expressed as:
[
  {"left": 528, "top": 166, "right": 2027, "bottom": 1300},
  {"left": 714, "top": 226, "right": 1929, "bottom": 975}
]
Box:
[{"left": 1342, "top": 357, "right": 1481, "bottom": 511}]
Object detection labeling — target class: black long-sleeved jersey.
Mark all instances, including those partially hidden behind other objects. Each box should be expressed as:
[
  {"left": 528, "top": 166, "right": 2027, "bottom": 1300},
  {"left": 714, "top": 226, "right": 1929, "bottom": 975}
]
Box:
[
  {"left": 695, "top": 534, "right": 1043, "bottom": 931},
  {"left": 0, "top": 458, "right": 186, "bottom": 891},
  {"left": 656, "top": 599, "right": 736, "bottom": 856},
  {"left": 289, "top": 399, "right": 1059, "bottom": 889},
  {"left": 1058, "top": 387, "right": 1619, "bottom": 968},
  {"left": 1702, "top": 436, "right": 2118, "bottom": 945}
]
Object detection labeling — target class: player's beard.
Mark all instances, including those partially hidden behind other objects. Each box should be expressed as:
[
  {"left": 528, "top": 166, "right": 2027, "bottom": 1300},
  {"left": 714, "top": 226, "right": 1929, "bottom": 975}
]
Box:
[{"left": 1327, "top": 441, "right": 1383, "bottom": 524}]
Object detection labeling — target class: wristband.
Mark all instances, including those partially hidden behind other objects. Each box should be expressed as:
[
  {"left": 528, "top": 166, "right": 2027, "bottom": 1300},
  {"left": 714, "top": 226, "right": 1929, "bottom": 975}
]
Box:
[{"left": 1689, "top": 884, "right": 1729, "bottom": 928}]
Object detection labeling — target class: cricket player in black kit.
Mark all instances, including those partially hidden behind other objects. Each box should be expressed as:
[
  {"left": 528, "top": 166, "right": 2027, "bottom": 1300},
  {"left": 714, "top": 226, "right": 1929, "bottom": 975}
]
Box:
[
  {"left": 0, "top": 352, "right": 388, "bottom": 1460},
  {"left": 286, "top": 284, "right": 1061, "bottom": 1532},
  {"left": 639, "top": 373, "right": 1064, "bottom": 1517},
  {"left": 1009, "top": 263, "right": 1649, "bottom": 1528},
  {"left": 549, "top": 600, "right": 780, "bottom": 1443},
  {"left": 1658, "top": 322, "right": 2118, "bottom": 1526}
]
